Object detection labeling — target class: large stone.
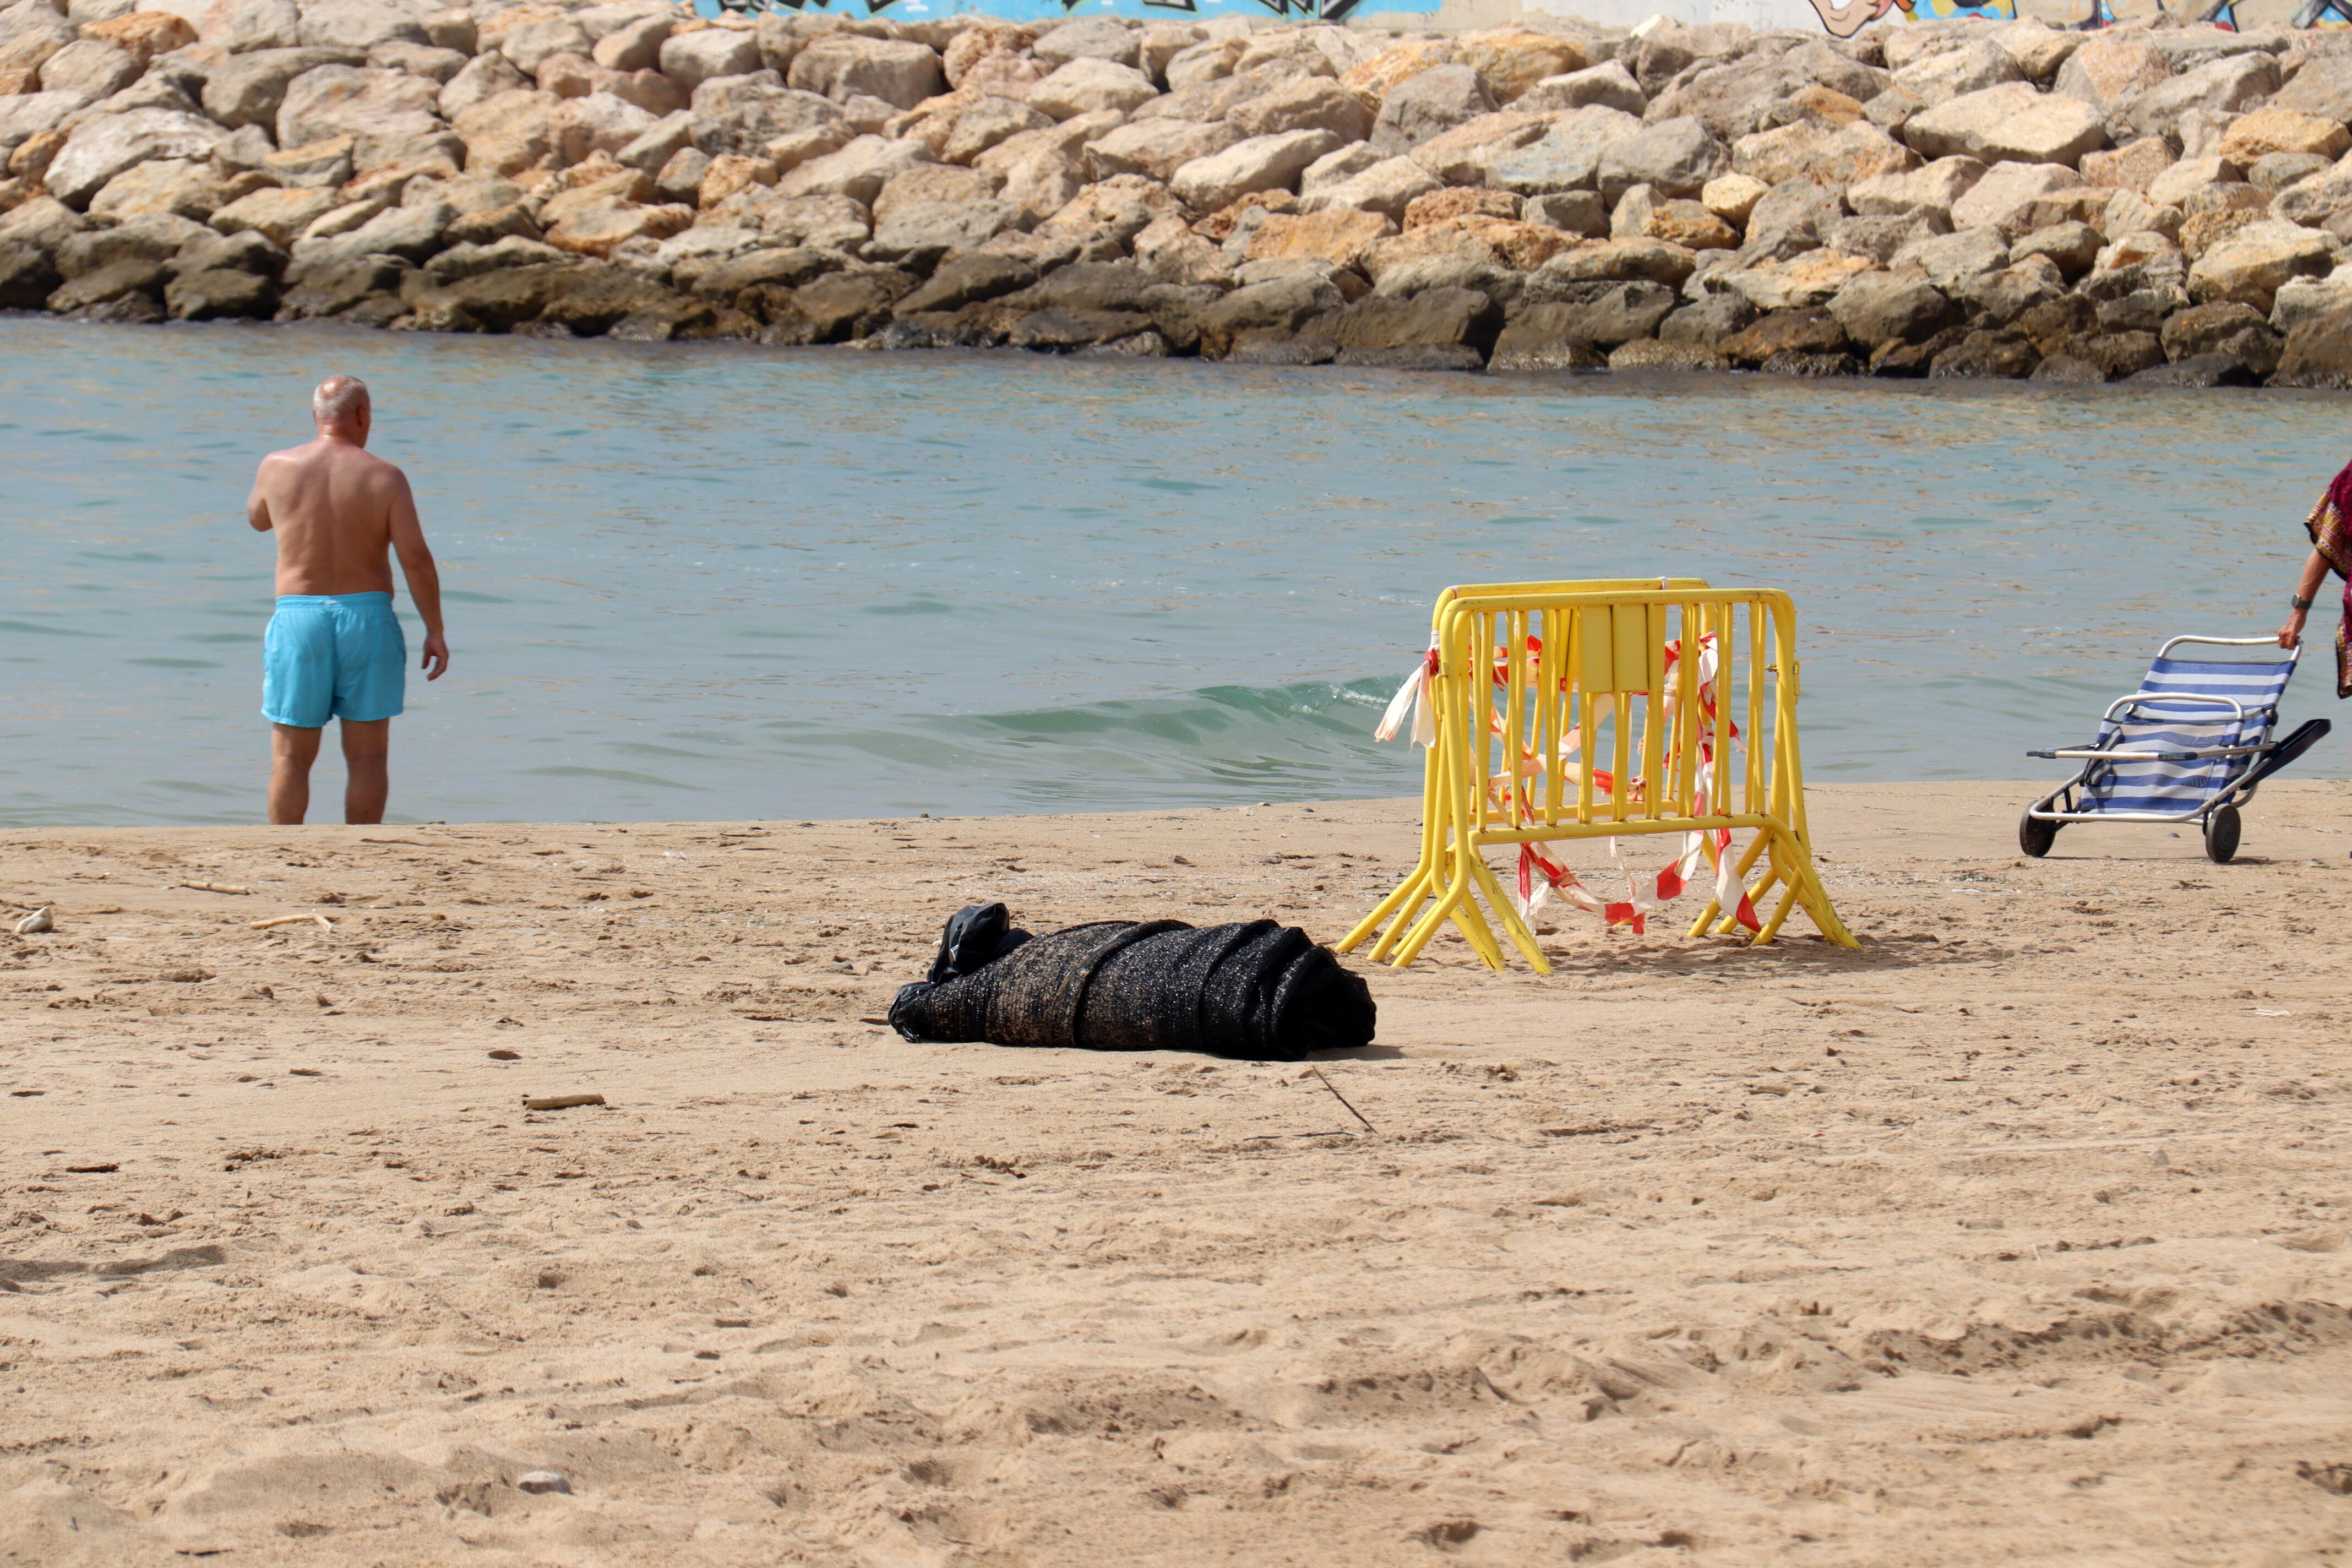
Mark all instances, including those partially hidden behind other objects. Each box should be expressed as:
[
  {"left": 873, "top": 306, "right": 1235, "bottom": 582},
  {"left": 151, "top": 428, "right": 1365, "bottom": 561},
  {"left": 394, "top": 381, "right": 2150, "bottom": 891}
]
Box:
[
  {"left": 1533, "top": 278, "right": 1677, "bottom": 347},
  {"left": 276, "top": 251, "right": 405, "bottom": 317},
  {"left": 1455, "top": 26, "right": 1583, "bottom": 105},
  {"left": 2113, "top": 53, "right": 2279, "bottom": 146},
  {"left": 1025, "top": 57, "right": 1155, "bottom": 122},
  {"left": 275, "top": 64, "right": 442, "bottom": 166},
  {"left": 2272, "top": 54, "right": 2352, "bottom": 123},
  {"left": 1732, "top": 119, "right": 1915, "bottom": 190},
  {"left": 2159, "top": 298, "right": 2280, "bottom": 378},
  {"left": 776, "top": 133, "right": 925, "bottom": 205},
  {"left": 540, "top": 190, "right": 687, "bottom": 257},
  {"left": 1929, "top": 327, "right": 2038, "bottom": 379},
  {"left": 1903, "top": 82, "right": 2104, "bottom": 169},
  {"left": 1828, "top": 267, "right": 1956, "bottom": 347},
  {"left": 36, "top": 37, "right": 141, "bottom": 98},
  {"left": 293, "top": 196, "right": 449, "bottom": 265},
  {"left": 1536, "top": 235, "right": 1700, "bottom": 287},
  {"left": 87, "top": 8, "right": 192, "bottom": 64},
  {"left": 1086, "top": 117, "right": 1242, "bottom": 184},
  {"left": 1009, "top": 306, "right": 1153, "bottom": 351},
  {"left": 1245, "top": 205, "right": 1393, "bottom": 271},
  {"left": 2011, "top": 219, "right": 2102, "bottom": 277},
  {"left": 208, "top": 181, "right": 340, "bottom": 245},
  {"left": 0, "top": 91, "right": 85, "bottom": 161},
  {"left": 1486, "top": 105, "right": 1641, "bottom": 196},
  {"left": 1232, "top": 75, "right": 1371, "bottom": 144},
  {"left": 940, "top": 95, "right": 1052, "bottom": 165},
  {"left": 892, "top": 249, "right": 1031, "bottom": 316},
  {"left": 223, "top": 0, "right": 298, "bottom": 52},
  {"left": 438, "top": 51, "right": 522, "bottom": 120},
  {"left": 2079, "top": 135, "right": 2173, "bottom": 194},
  {"left": 1487, "top": 307, "right": 1610, "bottom": 371},
  {"left": 690, "top": 77, "right": 838, "bottom": 159},
  {"left": 0, "top": 239, "right": 62, "bottom": 307},
  {"left": 1890, "top": 224, "right": 2010, "bottom": 292},
  {"left": 1407, "top": 108, "right": 1550, "bottom": 187},
  {"left": 870, "top": 199, "right": 1015, "bottom": 262},
  {"left": 200, "top": 45, "right": 360, "bottom": 128},
  {"left": 785, "top": 33, "right": 941, "bottom": 112},
  {"left": 1034, "top": 17, "right": 1137, "bottom": 72},
  {"left": 1171, "top": 128, "right": 1339, "bottom": 213},
  {"left": 1738, "top": 177, "right": 1842, "bottom": 262},
  {"left": 548, "top": 90, "right": 651, "bottom": 168},
  {"left": 1596, "top": 116, "right": 1727, "bottom": 204},
  {"left": 789, "top": 267, "right": 913, "bottom": 341},
  {"left": 1949, "top": 161, "right": 2083, "bottom": 237},
  {"left": 1516, "top": 61, "right": 1642, "bottom": 116},
  {"left": 45, "top": 107, "right": 221, "bottom": 207},
  {"left": 1718, "top": 251, "right": 1872, "bottom": 312},
  {"left": 451, "top": 88, "right": 552, "bottom": 176},
  {"left": 1954, "top": 254, "right": 2065, "bottom": 325},
  {"left": 165, "top": 263, "right": 275, "bottom": 317},
  {"left": 48, "top": 252, "right": 167, "bottom": 312},
  {"left": 1293, "top": 153, "right": 1437, "bottom": 221},
  {"left": 1891, "top": 39, "right": 2020, "bottom": 108},
  {"left": 1645, "top": 53, "right": 1812, "bottom": 143},
  {"left": 2220, "top": 107, "right": 2350, "bottom": 165},
  {"left": 1369, "top": 63, "right": 1492, "bottom": 155},
  {"left": 87, "top": 155, "right": 250, "bottom": 220},
  {"left": 298, "top": 0, "right": 426, "bottom": 52},
  {"left": 0, "top": 194, "right": 88, "bottom": 257},
  {"left": 1847, "top": 154, "right": 1984, "bottom": 224},
  {"left": 2187, "top": 218, "right": 2334, "bottom": 314},
  {"left": 591, "top": 13, "right": 668, "bottom": 74},
  {"left": 2271, "top": 271, "right": 2352, "bottom": 338},
  {"left": 656, "top": 28, "right": 759, "bottom": 95},
  {"left": 2054, "top": 32, "right": 2168, "bottom": 117},
  {"left": 1313, "top": 286, "right": 1497, "bottom": 357},
  {"left": 257, "top": 133, "right": 352, "bottom": 188},
  {"left": 1196, "top": 270, "right": 1345, "bottom": 355},
  {"left": 0, "top": 22, "right": 72, "bottom": 86}
]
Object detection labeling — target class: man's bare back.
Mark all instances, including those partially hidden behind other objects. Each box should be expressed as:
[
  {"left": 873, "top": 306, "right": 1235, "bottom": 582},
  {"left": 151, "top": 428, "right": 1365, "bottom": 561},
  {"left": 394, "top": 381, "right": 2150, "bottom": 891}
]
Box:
[{"left": 246, "top": 375, "right": 449, "bottom": 826}]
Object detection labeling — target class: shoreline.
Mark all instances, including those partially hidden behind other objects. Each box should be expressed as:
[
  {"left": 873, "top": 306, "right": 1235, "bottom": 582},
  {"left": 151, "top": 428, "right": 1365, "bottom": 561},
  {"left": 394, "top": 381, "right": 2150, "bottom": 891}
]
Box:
[
  {"left": 10, "top": 10, "right": 2352, "bottom": 385},
  {"left": 4, "top": 781, "right": 2346, "bottom": 1562}
]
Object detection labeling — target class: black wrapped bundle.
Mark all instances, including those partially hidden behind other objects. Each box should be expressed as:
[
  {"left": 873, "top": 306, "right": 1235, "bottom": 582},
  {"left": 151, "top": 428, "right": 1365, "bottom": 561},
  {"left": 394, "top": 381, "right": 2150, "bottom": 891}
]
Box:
[{"left": 889, "top": 906, "right": 1375, "bottom": 1060}]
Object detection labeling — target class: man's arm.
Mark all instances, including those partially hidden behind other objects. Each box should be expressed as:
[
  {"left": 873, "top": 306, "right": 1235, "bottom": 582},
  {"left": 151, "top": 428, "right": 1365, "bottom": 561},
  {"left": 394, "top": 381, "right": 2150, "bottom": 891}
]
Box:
[
  {"left": 2280, "top": 545, "right": 2331, "bottom": 649},
  {"left": 246, "top": 460, "right": 275, "bottom": 532},
  {"left": 385, "top": 467, "right": 449, "bottom": 680}
]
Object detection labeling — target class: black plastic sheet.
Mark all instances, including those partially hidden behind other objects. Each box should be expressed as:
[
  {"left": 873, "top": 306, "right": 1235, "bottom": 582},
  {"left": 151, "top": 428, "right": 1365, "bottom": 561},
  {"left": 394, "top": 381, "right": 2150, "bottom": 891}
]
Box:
[{"left": 889, "top": 907, "right": 1375, "bottom": 1060}]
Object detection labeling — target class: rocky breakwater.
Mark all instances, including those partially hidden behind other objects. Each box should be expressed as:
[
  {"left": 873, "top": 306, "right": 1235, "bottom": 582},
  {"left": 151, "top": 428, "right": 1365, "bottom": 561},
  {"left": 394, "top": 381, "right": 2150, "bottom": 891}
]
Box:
[{"left": 12, "top": 2, "right": 2352, "bottom": 385}]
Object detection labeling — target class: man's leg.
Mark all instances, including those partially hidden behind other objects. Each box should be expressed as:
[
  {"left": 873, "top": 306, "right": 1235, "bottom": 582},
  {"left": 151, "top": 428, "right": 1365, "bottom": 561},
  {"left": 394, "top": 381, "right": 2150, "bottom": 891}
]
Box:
[
  {"left": 341, "top": 718, "right": 390, "bottom": 825},
  {"left": 269, "top": 724, "right": 323, "bottom": 825}
]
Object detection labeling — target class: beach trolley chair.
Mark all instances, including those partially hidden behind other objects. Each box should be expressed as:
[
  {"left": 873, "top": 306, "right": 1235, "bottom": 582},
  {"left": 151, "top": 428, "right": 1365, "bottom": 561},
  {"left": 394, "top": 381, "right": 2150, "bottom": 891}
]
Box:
[{"left": 2021, "top": 635, "right": 2332, "bottom": 865}]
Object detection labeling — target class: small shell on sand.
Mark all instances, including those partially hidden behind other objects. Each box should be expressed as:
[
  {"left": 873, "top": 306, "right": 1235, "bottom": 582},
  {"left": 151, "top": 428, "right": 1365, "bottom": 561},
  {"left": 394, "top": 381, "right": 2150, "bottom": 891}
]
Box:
[
  {"left": 14, "top": 907, "right": 52, "bottom": 935},
  {"left": 517, "top": 1471, "right": 570, "bottom": 1495}
]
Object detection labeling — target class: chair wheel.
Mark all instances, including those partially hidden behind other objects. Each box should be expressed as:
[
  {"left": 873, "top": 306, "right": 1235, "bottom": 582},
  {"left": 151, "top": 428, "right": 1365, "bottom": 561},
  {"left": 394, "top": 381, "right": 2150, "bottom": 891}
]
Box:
[
  {"left": 2018, "top": 809, "right": 2058, "bottom": 858},
  {"left": 2204, "top": 804, "right": 2241, "bottom": 864}
]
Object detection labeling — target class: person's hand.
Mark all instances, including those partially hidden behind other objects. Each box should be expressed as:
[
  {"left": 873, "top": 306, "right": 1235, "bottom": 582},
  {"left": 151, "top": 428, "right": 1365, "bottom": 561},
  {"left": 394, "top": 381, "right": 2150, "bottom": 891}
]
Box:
[
  {"left": 421, "top": 631, "right": 449, "bottom": 680},
  {"left": 2279, "top": 609, "right": 2307, "bottom": 650}
]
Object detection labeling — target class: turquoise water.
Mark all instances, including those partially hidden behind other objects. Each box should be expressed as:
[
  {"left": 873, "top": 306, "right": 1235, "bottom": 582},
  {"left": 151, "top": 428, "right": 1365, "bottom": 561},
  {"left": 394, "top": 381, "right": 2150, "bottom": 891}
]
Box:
[{"left": 2, "top": 314, "right": 2343, "bottom": 826}]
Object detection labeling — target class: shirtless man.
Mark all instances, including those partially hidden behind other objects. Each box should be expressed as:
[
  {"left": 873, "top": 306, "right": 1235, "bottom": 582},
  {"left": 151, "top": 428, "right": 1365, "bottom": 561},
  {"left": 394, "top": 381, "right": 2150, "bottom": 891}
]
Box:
[{"left": 247, "top": 376, "right": 449, "bottom": 825}]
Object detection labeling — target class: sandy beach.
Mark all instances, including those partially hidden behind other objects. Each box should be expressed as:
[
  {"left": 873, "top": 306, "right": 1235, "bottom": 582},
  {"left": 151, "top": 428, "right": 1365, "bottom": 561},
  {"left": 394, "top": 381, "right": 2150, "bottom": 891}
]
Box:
[{"left": 2, "top": 779, "right": 2346, "bottom": 1565}]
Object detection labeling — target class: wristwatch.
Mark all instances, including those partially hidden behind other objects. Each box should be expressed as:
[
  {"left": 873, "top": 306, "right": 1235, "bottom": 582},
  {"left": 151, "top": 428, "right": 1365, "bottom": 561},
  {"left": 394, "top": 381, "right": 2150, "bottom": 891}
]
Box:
[{"left": 2292, "top": 594, "right": 2315, "bottom": 611}]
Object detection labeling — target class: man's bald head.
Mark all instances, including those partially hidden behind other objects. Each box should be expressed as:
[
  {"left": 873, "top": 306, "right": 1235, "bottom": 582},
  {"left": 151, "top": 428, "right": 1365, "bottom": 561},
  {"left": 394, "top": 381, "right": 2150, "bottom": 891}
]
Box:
[{"left": 313, "top": 375, "right": 370, "bottom": 432}]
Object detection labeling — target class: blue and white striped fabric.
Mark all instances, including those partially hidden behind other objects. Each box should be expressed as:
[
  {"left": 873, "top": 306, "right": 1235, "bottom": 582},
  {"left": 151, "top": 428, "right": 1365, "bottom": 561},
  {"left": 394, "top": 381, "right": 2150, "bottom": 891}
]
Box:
[{"left": 2076, "top": 655, "right": 2294, "bottom": 814}]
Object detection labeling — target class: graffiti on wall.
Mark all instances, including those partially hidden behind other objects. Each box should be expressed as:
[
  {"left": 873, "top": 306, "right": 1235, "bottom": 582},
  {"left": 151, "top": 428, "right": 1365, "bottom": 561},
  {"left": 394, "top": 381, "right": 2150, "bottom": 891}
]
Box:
[{"left": 1798, "top": 0, "right": 2011, "bottom": 38}]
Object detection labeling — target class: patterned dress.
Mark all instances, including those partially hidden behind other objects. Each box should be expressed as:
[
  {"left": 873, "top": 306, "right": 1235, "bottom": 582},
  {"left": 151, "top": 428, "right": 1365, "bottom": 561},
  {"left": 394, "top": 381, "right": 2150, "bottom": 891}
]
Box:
[{"left": 2304, "top": 483, "right": 2352, "bottom": 698}]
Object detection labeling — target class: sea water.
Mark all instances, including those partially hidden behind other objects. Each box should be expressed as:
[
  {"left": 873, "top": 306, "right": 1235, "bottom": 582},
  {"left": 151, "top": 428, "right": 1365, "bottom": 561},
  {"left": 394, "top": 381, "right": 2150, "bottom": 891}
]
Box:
[{"left": 3, "top": 315, "right": 2343, "bottom": 826}]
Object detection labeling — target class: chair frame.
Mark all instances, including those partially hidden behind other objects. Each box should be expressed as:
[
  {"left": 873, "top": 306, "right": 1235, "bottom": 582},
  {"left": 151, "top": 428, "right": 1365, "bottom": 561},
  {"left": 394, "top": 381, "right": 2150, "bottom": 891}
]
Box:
[{"left": 2024, "top": 635, "right": 2302, "bottom": 827}]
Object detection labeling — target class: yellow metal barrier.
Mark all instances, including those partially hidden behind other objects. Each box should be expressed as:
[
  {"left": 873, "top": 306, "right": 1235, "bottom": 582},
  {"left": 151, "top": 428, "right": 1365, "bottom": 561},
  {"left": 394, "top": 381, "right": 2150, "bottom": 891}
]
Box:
[{"left": 1340, "top": 580, "right": 1857, "bottom": 973}]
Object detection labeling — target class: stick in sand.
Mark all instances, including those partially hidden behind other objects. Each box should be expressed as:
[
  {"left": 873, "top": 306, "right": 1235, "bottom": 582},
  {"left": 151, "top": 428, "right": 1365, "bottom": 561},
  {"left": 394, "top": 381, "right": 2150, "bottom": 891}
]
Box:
[
  {"left": 249, "top": 914, "right": 333, "bottom": 932},
  {"left": 525, "top": 1093, "right": 606, "bottom": 1111},
  {"left": 1306, "top": 1065, "right": 1375, "bottom": 1134},
  {"left": 181, "top": 881, "right": 251, "bottom": 895}
]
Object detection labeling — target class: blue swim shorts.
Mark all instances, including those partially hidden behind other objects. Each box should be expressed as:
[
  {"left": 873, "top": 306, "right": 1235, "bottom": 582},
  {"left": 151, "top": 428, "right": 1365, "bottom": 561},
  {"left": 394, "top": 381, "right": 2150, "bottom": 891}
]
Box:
[{"left": 262, "top": 592, "right": 406, "bottom": 728}]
